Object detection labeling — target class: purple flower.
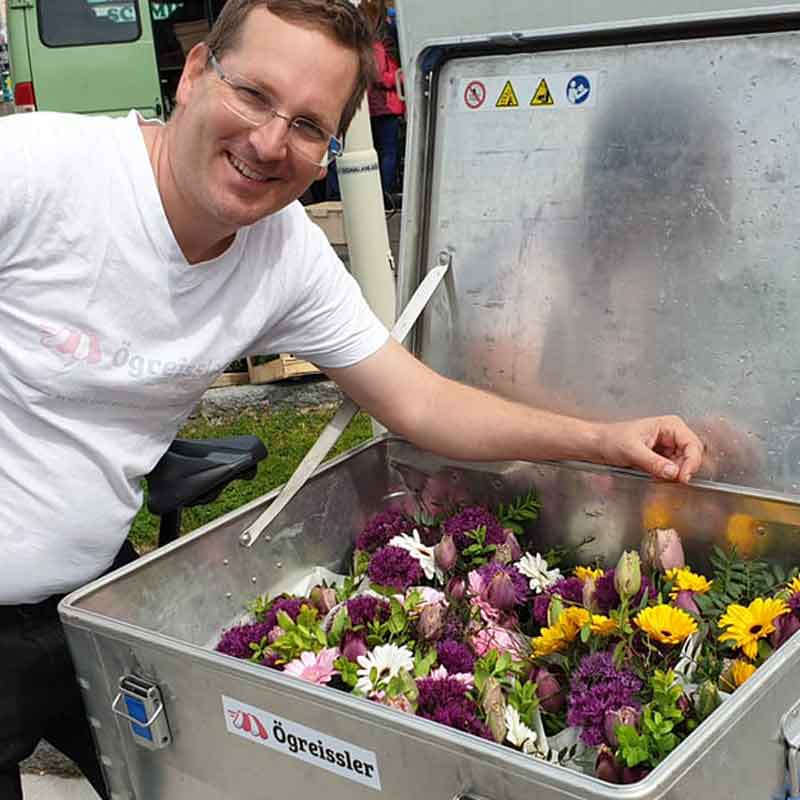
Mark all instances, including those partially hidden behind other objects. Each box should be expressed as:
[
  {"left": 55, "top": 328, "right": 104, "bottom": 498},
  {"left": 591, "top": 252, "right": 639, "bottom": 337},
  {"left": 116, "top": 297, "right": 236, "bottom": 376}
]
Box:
[
  {"left": 437, "top": 639, "right": 476, "bottom": 674},
  {"left": 216, "top": 622, "right": 274, "bottom": 660},
  {"left": 346, "top": 595, "right": 391, "bottom": 628},
  {"left": 356, "top": 509, "right": 413, "bottom": 554},
  {"left": 595, "top": 570, "right": 653, "bottom": 614},
  {"left": 417, "top": 675, "right": 492, "bottom": 740},
  {"left": 440, "top": 614, "right": 465, "bottom": 642},
  {"left": 367, "top": 546, "right": 423, "bottom": 591},
  {"left": 532, "top": 577, "right": 584, "bottom": 625},
  {"left": 442, "top": 506, "right": 506, "bottom": 551},
  {"left": 790, "top": 592, "right": 800, "bottom": 618},
  {"left": 477, "top": 562, "right": 530, "bottom": 605},
  {"left": 567, "top": 652, "right": 642, "bottom": 746}
]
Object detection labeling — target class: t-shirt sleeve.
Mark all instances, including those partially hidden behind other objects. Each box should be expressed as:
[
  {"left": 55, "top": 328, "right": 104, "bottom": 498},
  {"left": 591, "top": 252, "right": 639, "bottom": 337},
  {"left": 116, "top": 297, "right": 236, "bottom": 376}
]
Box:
[
  {"left": 248, "top": 208, "right": 390, "bottom": 369},
  {"left": 0, "top": 115, "right": 33, "bottom": 269}
]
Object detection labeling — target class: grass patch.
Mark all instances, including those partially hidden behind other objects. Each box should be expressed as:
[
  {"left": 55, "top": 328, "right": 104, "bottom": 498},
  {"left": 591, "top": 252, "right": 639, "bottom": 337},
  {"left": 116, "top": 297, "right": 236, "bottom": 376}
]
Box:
[{"left": 129, "top": 408, "right": 374, "bottom": 551}]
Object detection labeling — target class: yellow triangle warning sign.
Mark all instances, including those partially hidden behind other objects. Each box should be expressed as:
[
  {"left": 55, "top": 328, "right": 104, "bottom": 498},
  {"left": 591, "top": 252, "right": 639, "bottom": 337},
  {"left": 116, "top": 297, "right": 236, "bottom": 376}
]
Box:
[
  {"left": 531, "top": 78, "right": 554, "bottom": 106},
  {"left": 495, "top": 80, "right": 519, "bottom": 108}
]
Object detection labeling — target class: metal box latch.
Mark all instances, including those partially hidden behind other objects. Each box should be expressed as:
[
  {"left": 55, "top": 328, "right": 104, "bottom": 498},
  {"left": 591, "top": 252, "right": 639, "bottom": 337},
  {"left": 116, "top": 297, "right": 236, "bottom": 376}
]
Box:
[{"left": 111, "top": 674, "right": 171, "bottom": 750}]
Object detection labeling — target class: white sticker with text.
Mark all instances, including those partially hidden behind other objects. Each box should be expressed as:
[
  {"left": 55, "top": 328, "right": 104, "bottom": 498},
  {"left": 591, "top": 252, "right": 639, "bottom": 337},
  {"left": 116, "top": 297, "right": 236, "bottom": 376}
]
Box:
[{"left": 221, "top": 695, "right": 382, "bottom": 790}]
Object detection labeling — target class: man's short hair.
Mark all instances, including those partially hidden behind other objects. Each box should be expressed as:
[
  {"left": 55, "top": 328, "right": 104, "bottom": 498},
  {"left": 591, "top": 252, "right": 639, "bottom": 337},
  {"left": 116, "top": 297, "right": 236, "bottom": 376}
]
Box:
[{"left": 205, "top": 0, "right": 376, "bottom": 136}]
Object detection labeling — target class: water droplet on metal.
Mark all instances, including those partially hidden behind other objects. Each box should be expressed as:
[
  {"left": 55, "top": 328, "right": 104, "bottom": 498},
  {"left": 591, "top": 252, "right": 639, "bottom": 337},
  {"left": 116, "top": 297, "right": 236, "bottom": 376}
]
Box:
[
  {"left": 276, "top": 562, "right": 283, "bottom": 569},
  {"left": 223, "top": 559, "right": 229, "bottom": 566},
  {"left": 225, "top": 592, "right": 232, "bottom": 599},
  {"left": 251, "top": 576, "right": 258, "bottom": 584}
]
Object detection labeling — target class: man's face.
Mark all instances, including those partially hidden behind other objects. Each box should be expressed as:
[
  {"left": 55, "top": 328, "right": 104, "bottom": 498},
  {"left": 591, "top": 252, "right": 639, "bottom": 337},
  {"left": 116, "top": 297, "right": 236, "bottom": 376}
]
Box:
[{"left": 172, "top": 9, "right": 358, "bottom": 230}]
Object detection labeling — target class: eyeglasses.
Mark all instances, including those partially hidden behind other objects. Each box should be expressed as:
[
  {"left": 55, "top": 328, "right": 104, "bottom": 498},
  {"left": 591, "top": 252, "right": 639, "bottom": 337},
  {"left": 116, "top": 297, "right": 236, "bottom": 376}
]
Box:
[{"left": 208, "top": 51, "right": 344, "bottom": 167}]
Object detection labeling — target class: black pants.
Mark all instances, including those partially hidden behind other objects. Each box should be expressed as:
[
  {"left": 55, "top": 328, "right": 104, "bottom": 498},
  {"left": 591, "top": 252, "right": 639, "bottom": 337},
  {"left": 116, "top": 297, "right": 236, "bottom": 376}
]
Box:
[{"left": 0, "top": 540, "right": 139, "bottom": 799}]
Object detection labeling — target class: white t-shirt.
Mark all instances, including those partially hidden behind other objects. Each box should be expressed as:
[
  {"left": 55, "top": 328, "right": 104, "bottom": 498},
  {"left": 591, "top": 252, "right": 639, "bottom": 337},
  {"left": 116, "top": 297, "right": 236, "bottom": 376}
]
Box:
[{"left": 0, "top": 111, "right": 389, "bottom": 603}]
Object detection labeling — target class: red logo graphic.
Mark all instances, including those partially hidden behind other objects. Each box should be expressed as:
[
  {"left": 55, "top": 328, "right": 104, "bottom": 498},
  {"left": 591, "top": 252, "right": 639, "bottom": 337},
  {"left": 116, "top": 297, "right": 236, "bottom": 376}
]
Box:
[
  {"left": 40, "top": 327, "right": 102, "bottom": 365},
  {"left": 228, "top": 709, "right": 269, "bottom": 740},
  {"left": 464, "top": 80, "right": 486, "bottom": 109}
]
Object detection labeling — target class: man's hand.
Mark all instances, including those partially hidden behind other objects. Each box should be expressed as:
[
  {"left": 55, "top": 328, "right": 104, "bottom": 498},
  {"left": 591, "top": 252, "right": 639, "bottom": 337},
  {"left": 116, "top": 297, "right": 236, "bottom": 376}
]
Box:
[{"left": 597, "top": 416, "right": 704, "bottom": 484}]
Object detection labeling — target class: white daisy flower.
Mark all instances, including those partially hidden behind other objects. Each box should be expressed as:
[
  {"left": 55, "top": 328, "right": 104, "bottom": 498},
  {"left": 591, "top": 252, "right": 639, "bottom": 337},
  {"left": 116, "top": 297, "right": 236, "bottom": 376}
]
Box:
[
  {"left": 355, "top": 643, "right": 415, "bottom": 694},
  {"left": 517, "top": 552, "right": 562, "bottom": 593},
  {"left": 504, "top": 705, "right": 539, "bottom": 755},
  {"left": 389, "top": 529, "right": 444, "bottom": 584}
]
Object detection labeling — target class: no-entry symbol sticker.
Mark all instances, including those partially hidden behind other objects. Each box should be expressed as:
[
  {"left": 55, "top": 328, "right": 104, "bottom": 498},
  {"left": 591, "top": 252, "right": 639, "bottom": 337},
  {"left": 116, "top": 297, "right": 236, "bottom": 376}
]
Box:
[{"left": 464, "top": 80, "right": 486, "bottom": 109}]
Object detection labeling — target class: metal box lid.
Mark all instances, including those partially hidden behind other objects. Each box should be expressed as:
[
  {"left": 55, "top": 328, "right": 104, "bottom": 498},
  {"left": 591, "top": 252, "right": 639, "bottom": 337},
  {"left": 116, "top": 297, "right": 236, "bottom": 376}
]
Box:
[{"left": 395, "top": 0, "right": 800, "bottom": 497}]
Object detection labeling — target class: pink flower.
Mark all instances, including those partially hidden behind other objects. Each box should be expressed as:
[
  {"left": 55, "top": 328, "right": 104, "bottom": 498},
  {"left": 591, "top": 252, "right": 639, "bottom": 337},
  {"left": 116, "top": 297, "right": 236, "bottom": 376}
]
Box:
[
  {"left": 283, "top": 647, "right": 340, "bottom": 685},
  {"left": 471, "top": 625, "right": 528, "bottom": 659},
  {"left": 430, "top": 665, "right": 474, "bottom": 688}
]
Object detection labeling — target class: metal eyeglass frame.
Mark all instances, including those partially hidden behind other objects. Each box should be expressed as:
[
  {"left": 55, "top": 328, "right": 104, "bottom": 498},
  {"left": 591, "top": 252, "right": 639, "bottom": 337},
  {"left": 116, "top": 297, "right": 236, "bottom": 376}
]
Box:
[{"left": 207, "top": 51, "right": 344, "bottom": 167}]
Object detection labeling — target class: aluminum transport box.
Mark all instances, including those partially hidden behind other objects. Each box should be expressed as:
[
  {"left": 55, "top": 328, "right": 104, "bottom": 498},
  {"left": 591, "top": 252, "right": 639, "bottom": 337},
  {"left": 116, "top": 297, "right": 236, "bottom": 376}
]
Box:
[{"left": 62, "top": 1, "right": 800, "bottom": 798}]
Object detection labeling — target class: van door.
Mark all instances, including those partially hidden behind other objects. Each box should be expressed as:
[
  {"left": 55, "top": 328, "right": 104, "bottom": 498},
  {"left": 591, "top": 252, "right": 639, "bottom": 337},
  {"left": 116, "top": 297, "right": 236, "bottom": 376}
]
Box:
[{"left": 24, "top": 0, "right": 163, "bottom": 118}]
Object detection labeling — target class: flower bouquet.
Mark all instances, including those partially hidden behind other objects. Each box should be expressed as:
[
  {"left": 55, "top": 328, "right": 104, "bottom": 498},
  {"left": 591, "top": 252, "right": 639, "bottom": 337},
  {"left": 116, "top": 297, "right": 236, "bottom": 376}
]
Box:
[{"left": 216, "top": 490, "right": 800, "bottom": 783}]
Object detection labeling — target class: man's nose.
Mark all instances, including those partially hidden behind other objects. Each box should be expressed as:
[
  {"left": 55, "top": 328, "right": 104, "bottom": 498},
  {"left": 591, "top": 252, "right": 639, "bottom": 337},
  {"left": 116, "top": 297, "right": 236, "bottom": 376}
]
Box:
[{"left": 249, "top": 113, "right": 291, "bottom": 160}]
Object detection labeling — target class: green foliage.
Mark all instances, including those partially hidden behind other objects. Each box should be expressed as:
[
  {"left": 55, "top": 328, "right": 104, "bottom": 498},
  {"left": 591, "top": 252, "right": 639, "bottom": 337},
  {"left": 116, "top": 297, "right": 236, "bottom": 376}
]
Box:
[
  {"left": 694, "top": 546, "right": 785, "bottom": 621},
  {"left": 461, "top": 525, "right": 497, "bottom": 569},
  {"left": 474, "top": 649, "right": 514, "bottom": 694},
  {"left": 247, "top": 593, "right": 272, "bottom": 622},
  {"left": 267, "top": 607, "right": 327, "bottom": 662},
  {"left": 413, "top": 647, "right": 438, "bottom": 678},
  {"left": 334, "top": 657, "right": 359, "bottom": 687},
  {"left": 496, "top": 491, "right": 542, "bottom": 535},
  {"left": 129, "top": 408, "right": 373, "bottom": 551},
  {"left": 507, "top": 677, "right": 540, "bottom": 728}
]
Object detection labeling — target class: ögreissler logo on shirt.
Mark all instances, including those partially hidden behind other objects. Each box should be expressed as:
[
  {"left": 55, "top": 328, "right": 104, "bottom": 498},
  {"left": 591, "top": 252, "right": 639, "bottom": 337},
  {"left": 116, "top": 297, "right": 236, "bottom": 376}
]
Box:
[{"left": 221, "top": 695, "right": 382, "bottom": 790}]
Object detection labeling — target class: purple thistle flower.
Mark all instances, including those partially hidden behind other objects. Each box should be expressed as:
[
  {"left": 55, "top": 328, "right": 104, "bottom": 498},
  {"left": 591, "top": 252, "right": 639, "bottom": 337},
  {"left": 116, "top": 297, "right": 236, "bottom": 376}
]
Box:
[
  {"left": 437, "top": 639, "right": 476, "bottom": 674},
  {"left": 216, "top": 621, "right": 274, "bottom": 660},
  {"left": 442, "top": 506, "right": 506, "bottom": 551},
  {"left": 530, "top": 576, "right": 585, "bottom": 625},
  {"left": 346, "top": 595, "right": 391, "bottom": 628},
  {"left": 355, "top": 509, "right": 413, "bottom": 554},
  {"left": 567, "top": 652, "right": 642, "bottom": 746},
  {"left": 417, "top": 675, "right": 492, "bottom": 740},
  {"left": 441, "top": 614, "right": 465, "bottom": 642},
  {"left": 367, "top": 545, "right": 424, "bottom": 591},
  {"left": 595, "top": 570, "right": 653, "bottom": 614},
  {"left": 477, "top": 562, "right": 530, "bottom": 605}
]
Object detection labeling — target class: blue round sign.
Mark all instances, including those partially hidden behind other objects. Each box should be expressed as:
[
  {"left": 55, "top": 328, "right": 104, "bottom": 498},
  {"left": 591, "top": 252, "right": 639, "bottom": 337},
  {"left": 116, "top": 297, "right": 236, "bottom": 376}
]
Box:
[{"left": 566, "top": 74, "right": 591, "bottom": 105}]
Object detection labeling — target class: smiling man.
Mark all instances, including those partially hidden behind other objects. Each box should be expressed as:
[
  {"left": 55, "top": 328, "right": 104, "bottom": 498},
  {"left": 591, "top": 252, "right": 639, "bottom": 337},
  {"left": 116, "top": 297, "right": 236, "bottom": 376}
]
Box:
[{"left": 0, "top": 1, "right": 703, "bottom": 798}]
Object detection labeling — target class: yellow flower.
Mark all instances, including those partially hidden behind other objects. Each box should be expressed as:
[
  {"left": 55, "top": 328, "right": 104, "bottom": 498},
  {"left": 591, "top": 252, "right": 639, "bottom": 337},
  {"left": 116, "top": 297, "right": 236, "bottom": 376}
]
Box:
[
  {"left": 531, "top": 607, "right": 591, "bottom": 657},
  {"left": 721, "top": 659, "right": 757, "bottom": 691},
  {"left": 789, "top": 576, "right": 800, "bottom": 595},
  {"left": 665, "top": 568, "right": 713, "bottom": 598},
  {"left": 634, "top": 604, "right": 697, "bottom": 645},
  {"left": 559, "top": 607, "right": 591, "bottom": 639},
  {"left": 718, "top": 597, "right": 789, "bottom": 659},
  {"left": 574, "top": 566, "right": 604, "bottom": 583},
  {"left": 590, "top": 614, "right": 618, "bottom": 636}
]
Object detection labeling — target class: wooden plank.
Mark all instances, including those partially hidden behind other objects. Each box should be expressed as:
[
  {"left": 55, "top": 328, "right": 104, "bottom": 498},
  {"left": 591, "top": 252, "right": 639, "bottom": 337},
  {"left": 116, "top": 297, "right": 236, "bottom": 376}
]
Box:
[
  {"left": 210, "top": 371, "right": 250, "bottom": 389},
  {"left": 247, "top": 354, "right": 320, "bottom": 385}
]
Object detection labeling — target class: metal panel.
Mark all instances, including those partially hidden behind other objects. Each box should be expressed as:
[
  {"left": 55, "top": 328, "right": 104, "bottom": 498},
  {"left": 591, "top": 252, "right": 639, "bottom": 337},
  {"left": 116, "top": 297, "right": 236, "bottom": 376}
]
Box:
[
  {"left": 63, "top": 438, "right": 800, "bottom": 799},
  {"left": 414, "top": 30, "right": 800, "bottom": 494}
]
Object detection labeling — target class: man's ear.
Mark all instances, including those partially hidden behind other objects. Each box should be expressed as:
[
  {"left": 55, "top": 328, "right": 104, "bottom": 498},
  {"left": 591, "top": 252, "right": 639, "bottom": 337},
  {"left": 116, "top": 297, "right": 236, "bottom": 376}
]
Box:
[{"left": 175, "top": 43, "right": 211, "bottom": 108}]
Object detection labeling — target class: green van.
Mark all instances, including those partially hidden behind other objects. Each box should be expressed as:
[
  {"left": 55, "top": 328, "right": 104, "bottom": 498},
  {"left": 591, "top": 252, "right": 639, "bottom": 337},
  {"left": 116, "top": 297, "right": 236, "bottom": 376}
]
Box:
[{"left": 6, "top": 1, "right": 226, "bottom": 117}]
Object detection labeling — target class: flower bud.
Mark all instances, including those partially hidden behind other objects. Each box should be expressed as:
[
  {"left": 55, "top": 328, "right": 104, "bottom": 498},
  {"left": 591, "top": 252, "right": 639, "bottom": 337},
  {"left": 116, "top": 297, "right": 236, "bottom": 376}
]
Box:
[
  {"left": 640, "top": 527, "right": 685, "bottom": 574},
  {"left": 492, "top": 543, "right": 514, "bottom": 565},
  {"left": 694, "top": 680, "right": 721, "bottom": 721},
  {"left": 340, "top": 630, "right": 368, "bottom": 662},
  {"left": 604, "top": 705, "right": 641, "bottom": 747},
  {"left": 547, "top": 595, "right": 564, "bottom": 627},
  {"left": 771, "top": 612, "right": 800, "bottom": 650},
  {"left": 673, "top": 589, "right": 700, "bottom": 616},
  {"left": 486, "top": 571, "right": 516, "bottom": 611},
  {"left": 480, "top": 677, "right": 507, "bottom": 743},
  {"left": 503, "top": 529, "right": 523, "bottom": 561},
  {"left": 582, "top": 577, "right": 598, "bottom": 612},
  {"left": 534, "top": 667, "right": 565, "bottom": 713},
  {"left": 621, "top": 765, "right": 650, "bottom": 784},
  {"left": 446, "top": 575, "right": 466, "bottom": 601},
  {"left": 267, "top": 625, "right": 284, "bottom": 644},
  {"left": 418, "top": 602, "right": 445, "bottom": 642},
  {"left": 614, "top": 551, "right": 642, "bottom": 599},
  {"left": 676, "top": 693, "right": 691, "bottom": 715},
  {"left": 595, "top": 745, "right": 622, "bottom": 784},
  {"left": 434, "top": 534, "right": 457, "bottom": 572},
  {"left": 309, "top": 585, "right": 337, "bottom": 616}
]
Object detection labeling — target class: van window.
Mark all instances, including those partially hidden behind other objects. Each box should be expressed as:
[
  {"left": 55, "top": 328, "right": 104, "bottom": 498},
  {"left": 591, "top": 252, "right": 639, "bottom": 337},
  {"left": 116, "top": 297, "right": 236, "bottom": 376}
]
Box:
[{"left": 38, "top": 0, "right": 141, "bottom": 47}]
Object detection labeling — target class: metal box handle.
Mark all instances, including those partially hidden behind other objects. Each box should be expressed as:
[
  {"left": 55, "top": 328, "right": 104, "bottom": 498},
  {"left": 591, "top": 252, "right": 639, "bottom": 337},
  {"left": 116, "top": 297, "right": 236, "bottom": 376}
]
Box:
[{"left": 111, "top": 692, "right": 165, "bottom": 728}]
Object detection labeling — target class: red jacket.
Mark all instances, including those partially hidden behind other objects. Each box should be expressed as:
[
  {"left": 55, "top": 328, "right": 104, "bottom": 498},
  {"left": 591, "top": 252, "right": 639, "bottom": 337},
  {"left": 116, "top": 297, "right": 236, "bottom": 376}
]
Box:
[{"left": 368, "top": 39, "right": 405, "bottom": 117}]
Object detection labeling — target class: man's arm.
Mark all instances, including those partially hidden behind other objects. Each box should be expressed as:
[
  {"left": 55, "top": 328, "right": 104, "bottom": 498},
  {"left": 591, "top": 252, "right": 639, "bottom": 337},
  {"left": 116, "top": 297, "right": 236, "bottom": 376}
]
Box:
[{"left": 326, "top": 339, "right": 703, "bottom": 483}]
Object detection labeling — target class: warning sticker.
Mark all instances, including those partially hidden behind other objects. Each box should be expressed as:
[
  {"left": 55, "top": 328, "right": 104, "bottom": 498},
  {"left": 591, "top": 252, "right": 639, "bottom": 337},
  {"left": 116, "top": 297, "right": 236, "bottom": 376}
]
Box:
[
  {"left": 495, "top": 80, "right": 519, "bottom": 108},
  {"left": 457, "top": 72, "right": 597, "bottom": 113},
  {"left": 463, "top": 80, "right": 486, "bottom": 109},
  {"left": 530, "top": 78, "right": 554, "bottom": 107}
]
